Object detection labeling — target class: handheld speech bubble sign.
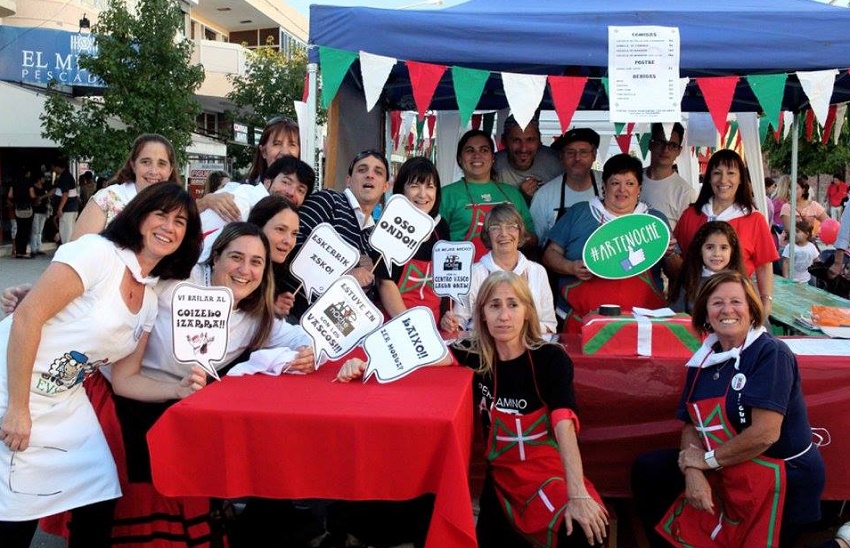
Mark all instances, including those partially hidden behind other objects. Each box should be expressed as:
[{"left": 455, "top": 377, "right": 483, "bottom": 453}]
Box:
[
  {"left": 431, "top": 240, "right": 475, "bottom": 302},
  {"left": 299, "top": 275, "right": 383, "bottom": 365},
  {"left": 290, "top": 223, "right": 360, "bottom": 301},
  {"left": 362, "top": 306, "right": 448, "bottom": 384},
  {"left": 370, "top": 194, "right": 436, "bottom": 268},
  {"left": 582, "top": 214, "right": 670, "bottom": 279},
  {"left": 171, "top": 282, "right": 233, "bottom": 381}
]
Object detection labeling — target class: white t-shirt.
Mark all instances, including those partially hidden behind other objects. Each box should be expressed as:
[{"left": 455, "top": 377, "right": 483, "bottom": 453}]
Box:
[
  {"left": 494, "top": 145, "right": 563, "bottom": 188},
  {"left": 199, "top": 182, "right": 270, "bottom": 261},
  {"left": 640, "top": 171, "right": 696, "bottom": 230},
  {"left": 126, "top": 264, "right": 312, "bottom": 383},
  {"left": 783, "top": 242, "right": 819, "bottom": 283},
  {"left": 530, "top": 171, "right": 601, "bottom": 243}
]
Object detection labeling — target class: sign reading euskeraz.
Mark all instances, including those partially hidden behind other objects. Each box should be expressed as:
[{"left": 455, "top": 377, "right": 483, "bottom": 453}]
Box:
[{"left": 582, "top": 214, "right": 670, "bottom": 279}]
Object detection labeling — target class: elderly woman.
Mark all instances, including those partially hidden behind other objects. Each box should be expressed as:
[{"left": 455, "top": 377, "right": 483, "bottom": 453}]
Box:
[
  {"left": 463, "top": 271, "right": 606, "bottom": 547},
  {"left": 0, "top": 183, "right": 201, "bottom": 548},
  {"left": 440, "top": 129, "right": 537, "bottom": 260},
  {"left": 674, "top": 149, "right": 777, "bottom": 317},
  {"left": 376, "top": 157, "right": 449, "bottom": 321},
  {"left": 442, "top": 203, "right": 556, "bottom": 334},
  {"left": 633, "top": 271, "right": 826, "bottom": 548},
  {"left": 542, "top": 153, "right": 673, "bottom": 333}
]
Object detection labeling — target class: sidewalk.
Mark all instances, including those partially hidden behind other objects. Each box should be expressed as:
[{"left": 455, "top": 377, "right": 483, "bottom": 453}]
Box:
[{"left": 0, "top": 241, "right": 57, "bottom": 258}]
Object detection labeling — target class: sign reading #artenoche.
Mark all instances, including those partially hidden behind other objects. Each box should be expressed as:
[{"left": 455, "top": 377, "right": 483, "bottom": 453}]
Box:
[{"left": 582, "top": 214, "right": 670, "bottom": 279}]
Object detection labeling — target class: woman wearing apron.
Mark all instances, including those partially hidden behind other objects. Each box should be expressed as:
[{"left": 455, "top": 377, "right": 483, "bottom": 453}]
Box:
[
  {"left": 463, "top": 271, "right": 607, "bottom": 547},
  {"left": 0, "top": 183, "right": 202, "bottom": 547},
  {"left": 632, "top": 271, "right": 827, "bottom": 547},
  {"left": 543, "top": 154, "right": 674, "bottom": 333},
  {"left": 440, "top": 129, "right": 536, "bottom": 260}
]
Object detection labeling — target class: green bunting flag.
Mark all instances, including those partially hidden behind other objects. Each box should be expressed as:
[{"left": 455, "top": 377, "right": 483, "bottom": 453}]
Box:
[
  {"left": 319, "top": 46, "right": 359, "bottom": 109},
  {"left": 601, "top": 76, "right": 609, "bottom": 98},
  {"left": 724, "top": 120, "right": 739, "bottom": 149},
  {"left": 638, "top": 132, "right": 652, "bottom": 159},
  {"left": 614, "top": 122, "right": 625, "bottom": 136},
  {"left": 451, "top": 66, "right": 490, "bottom": 127},
  {"left": 746, "top": 74, "right": 786, "bottom": 132},
  {"left": 758, "top": 115, "right": 771, "bottom": 144}
]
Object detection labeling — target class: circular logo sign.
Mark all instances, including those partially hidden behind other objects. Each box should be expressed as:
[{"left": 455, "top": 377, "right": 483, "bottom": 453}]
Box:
[{"left": 581, "top": 214, "right": 671, "bottom": 280}]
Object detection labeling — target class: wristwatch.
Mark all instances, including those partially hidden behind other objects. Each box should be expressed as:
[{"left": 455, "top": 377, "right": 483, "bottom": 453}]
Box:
[{"left": 704, "top": 449, "right": 721, "bottom": 469}]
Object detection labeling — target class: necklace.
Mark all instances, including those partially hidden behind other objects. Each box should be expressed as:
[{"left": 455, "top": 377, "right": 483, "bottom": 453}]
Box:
[{"left": 713, "top": 360, "right": 729, "bottom": 380}]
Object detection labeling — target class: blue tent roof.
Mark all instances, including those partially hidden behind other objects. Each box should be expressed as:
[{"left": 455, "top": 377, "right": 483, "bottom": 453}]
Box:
[{"left": 309, "top": 0, "right": 850, "bottom": 111}]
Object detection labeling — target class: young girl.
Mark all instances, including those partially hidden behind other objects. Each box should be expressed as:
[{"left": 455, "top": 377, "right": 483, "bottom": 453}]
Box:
[
  {"left": 783, "top": 220, "right": 820, "bottom": 284},
  {"left": 668, "top": 221, "right": 746, "bottom": 313}
]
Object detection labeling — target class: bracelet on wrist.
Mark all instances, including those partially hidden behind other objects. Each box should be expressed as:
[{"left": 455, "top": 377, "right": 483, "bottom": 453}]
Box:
[
  {"left": 704, "top": 449, "right": 721, "bottom": 469},
  {"left": 569, "top": 495, "right": 593, "bottom": 500},
  {"left": 760, "top": 294, "right": 773, "bottom": 302}
]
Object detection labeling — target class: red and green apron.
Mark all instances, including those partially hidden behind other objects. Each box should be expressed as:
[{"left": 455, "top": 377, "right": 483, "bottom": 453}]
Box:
[
  {"left": 561, "top": 274, "right": 666, "bottom": 334},
  {"left": 486, "top": 353, "right": 602, "bottom": 548},
  {"left": 462, "top": 180, "right": 513, "bottom": 260},
  {"left": 657, "top": 367, "right": 786, "bottom": 547},
  {"left": 396, "top": 257, "right": 441, "bottom": 320}
]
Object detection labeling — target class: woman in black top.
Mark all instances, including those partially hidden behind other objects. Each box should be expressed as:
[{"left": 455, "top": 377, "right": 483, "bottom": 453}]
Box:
[{"left": 8, "top": 171, "right": 35, "bottom": 258}]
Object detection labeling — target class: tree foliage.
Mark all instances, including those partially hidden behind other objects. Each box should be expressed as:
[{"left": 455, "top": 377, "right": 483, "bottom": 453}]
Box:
[
  {"left": 763, "top": 112, "right": 850, "bottom": 177},
  {"left": 40, "top": 0, "right": 204, "bottom": 174},
  {"left": 226, "top": 45, "right": 319, "bottom": 171}
]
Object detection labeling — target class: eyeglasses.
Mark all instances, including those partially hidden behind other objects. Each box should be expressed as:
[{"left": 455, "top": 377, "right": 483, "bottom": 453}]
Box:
[
  {"left": 650, "top": 139, "right": 683, "bottom": 152},
  {"left": 563, "top": 149, "right": 594, "bottom": 159},
  {"left": 265, "top": 115, "right": 298, "bottom": 128},
  {"left": 487, "top": 222, "right": 521, "bottom": 234}
]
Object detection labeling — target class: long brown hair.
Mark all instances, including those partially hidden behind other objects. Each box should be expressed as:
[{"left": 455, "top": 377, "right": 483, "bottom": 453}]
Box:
[
  {"left": 109, "top": 134, "right": 180, "bottom": 185},
  {"left": 204, "top": 223, "right": 276, "bottom": 349},
  {"left": 472, "top": 271, "right": 544, "bottom": 375}
]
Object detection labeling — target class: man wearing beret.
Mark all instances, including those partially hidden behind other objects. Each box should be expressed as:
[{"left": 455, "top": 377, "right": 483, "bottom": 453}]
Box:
[{"left": 530, "top": 127, "right": 602, "bottom": 244}]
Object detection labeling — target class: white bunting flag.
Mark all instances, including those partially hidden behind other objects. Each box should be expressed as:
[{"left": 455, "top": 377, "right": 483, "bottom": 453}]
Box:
[
  {"left": 501, "top": 72, "right": 547, "bottom": 130},
  {"left": 797, "top": 69, "right": 838, "bottom": 128},
  {"left": 359, "top": 51, "right": 397, "bottom": 112}
]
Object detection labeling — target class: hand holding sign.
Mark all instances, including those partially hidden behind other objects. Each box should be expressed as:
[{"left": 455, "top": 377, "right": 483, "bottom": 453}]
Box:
[
  {"left": 290, "top": 224, "right": 360, "bottom": 301},
  {"left": 582, "top": 214, "right": 670, "bottom": 279},
  {"left": 300, "top": 275, "right": 383, "bottom": 365},
  {"left": 171, "top": 282, "right": 234, "bottom": 381},
  {"left": 432, "top": 241, "right": 475, "bottom": 303},
  {"left": 370, "top": 195, "right": 436, "bottom": 268},
  {"left": 362, "top": 307, "right": 448, "bottom": 383}
]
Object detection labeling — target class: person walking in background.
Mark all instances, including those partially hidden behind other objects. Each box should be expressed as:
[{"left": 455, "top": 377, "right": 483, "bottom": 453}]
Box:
[
  {"left": 827, "top": 173, "right": 848, "bottom": 221},
  {"left": 50, "top": 157, "right": 79, "bottom": 245},
  {"left": 8, "top": 170, "right": 34, "bottom": 258},
  {"left": 29, "top": 173, "right": 49, "bottom": 256}
]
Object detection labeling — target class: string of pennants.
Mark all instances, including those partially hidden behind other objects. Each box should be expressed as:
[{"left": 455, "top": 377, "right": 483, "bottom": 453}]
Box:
[{"left": 319, "top": 46, "right": 850, "bottom": 143}]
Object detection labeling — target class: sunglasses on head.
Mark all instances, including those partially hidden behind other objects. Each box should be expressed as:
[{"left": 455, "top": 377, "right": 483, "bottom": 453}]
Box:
[{"left": 265, "top": 115, "right": 298, "bottom": 128}]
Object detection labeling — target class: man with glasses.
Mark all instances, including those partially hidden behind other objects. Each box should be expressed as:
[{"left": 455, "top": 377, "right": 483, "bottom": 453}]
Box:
[
  {"left": 494, "top": 115, "right": 563, "bottom": 203},
  {"left": 641, "top": 123, "right": 695, "bottom": 230},
  {"left": 529, "top": 127, "right": 602, "bottom": 244}
]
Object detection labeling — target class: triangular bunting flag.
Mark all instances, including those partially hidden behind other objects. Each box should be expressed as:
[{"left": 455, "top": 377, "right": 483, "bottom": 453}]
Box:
[
  {"left": 638, "top": 132, "right": 652, "bottom": 160},
  {"left": 746, "top": 74, "right": 786, "bottom": 132},
  {"left": 805, "top": 109, "right": 815, "bottom": 142},
  {"left": 415, "top": 117, "right": 426, "bottom": 148},
  {"left": 696, "top": 76, "right": 739, "bottom": 136},
  {"left": 426, "top": 114, "right": 437, "bottom": 140},
  {"left": 725, "top": 120, "right": 739, "bottom": 149},
  {"left": 758, "top": 116, "right": 770, "bottom": 144},
  {"left": 390, "top": 111, "right": 402, "bottom": 150},
  {"left": 822, "top": 105, "right": 837, "bottom": 145},
  {"left": 615, "top": 123, "right": 634, "bottom": 154},
  {"left": 614, "top": 122, "right": 625, "bottom": 136},
  {"left": 782, "top": 111, "right": 794, "bottom": 140},
  {"left": 319, "top": 47, "right": 358, "bottom": 108},
  {"left": 359, "top": 51, "right": 397, "bottom": 112},
  {"left": 548, "top": 76, "right": 588, "bottom": 133},
  {"left": 501, "top": 72, "right": 547, "bottom": 130},
  {"left": 471, "top": 114, "right": 482, "bottom": 130},
  {"left": 407, "top": 61, "right": 447, "bottom": 121},
  {"left": 679, "top": 77, "right": 690, "bottom": 106},
  {"left": 661, "top": 122, "right": 675, "bottom": 142},
  {"left": 601, "top": 77, "right": 609, "bottom": 98},
  {"left": 797, "top": 69, "right": 838, "bottom": 127},
  {"left": 773, "top": 114, "right": 783, "bottom": 143},
  {"left": 834, "top": 104, "right": 847, "bottom": 145},
  {"left": 451, "top": 66, "right": 490, "bottom": 128}
]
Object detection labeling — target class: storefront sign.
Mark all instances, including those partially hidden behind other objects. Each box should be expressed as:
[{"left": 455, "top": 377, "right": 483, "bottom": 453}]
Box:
[{"left": 0, "top": 26, "right": 104, "bottom": 87}]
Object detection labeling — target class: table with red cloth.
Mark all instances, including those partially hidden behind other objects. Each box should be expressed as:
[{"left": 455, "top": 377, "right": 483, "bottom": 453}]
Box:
[
  {"left": 561, "top": 335, "right": 850, "bottom": 499},
  {"left": 147, "top": 362, "right": 476, "bottom": 548}
]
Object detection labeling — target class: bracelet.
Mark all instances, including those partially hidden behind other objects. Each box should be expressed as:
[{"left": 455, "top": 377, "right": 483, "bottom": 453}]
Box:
[
  {"left": 760, "top": 294, "right": 773, "bottom": 302},
  {"left": 704, "top": 449, "right": 721, "bottom": 469},
  {"left": 569, "top": 496, "right": 593, "bottom": 500}
]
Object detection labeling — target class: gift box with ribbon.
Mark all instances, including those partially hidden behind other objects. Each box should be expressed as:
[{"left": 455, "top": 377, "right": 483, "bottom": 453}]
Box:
[{"left": 581, "top": 314, "right": 702, "bottom": 357}]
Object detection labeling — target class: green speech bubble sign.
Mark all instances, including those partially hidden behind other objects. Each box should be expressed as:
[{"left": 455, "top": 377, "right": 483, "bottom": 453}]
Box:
[{"left": 581, "top": 214, "right": 670, "bottom": 279}]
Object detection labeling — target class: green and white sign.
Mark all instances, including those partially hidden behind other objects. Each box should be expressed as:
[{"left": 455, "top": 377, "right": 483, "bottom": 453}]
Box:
[{"left": 582, "top": 214, "right": 670, "bottom": 279}]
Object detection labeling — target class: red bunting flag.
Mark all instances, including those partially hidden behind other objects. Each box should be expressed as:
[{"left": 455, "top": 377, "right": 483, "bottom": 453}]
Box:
[
  {"left": 406, "top": 61, "right": 447, "bottom": 121},
  {"left": 696, "top": 76, "right": 739, "bottom": 135},
  {"left": 302, "top": 73, "right": 309, "bottom": 103},
  {"left": 615, "top": 122, "right": 635, "bottom": 154},
  {"left": 805, "top": 109, "right": 816, "bottom": 141},
  {"left": 426, "top": 114, "right": 437, "bottom": 140},
  {"left": 390, "top": 111, "right": 402, "bottom": 150},
  {"left": 548, "top": 76, "right": 588, "bottom": 133},
  {"left": 822, "top": 105, "right": 837, "bottom": 145},
  {"left": 471, "top": 114, "right": 482, "bottom": 130},
  {"left": 773, "top": 114, "right": 784, "bottom": 143}
]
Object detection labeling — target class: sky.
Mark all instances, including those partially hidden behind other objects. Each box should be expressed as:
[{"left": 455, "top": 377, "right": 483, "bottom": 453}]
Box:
[{"left": 288, "top": 0, "right": 468, "bottom": 20}]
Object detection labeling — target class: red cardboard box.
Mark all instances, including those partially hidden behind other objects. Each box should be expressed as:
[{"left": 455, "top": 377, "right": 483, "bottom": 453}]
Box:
[{"left": 581, "top": 314, "right": 702, "bottom": 358}]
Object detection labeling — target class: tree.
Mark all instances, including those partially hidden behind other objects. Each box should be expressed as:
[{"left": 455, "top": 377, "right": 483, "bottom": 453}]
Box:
[
  {"left": 40, "top": 0, "right": 204, "bottom": 174},
  {"left": 226, "top": 45, "right": 317, "bottom": 171},
  {"left": 763, "top": 111, "right": 850, "bottom": 177}
]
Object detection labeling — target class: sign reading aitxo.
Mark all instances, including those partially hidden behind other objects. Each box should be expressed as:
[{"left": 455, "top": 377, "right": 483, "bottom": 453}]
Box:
[{"left": 582, "top": 214, "right": 670, "bottom": 279}]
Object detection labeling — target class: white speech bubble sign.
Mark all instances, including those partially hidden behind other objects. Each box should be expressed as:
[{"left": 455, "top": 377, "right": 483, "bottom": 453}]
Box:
[
  {"left": 370, "top": 194, "right": 436, "bottom": 269},
  {"left": 299, "top": 275, "right": 383, "bottom": 364},
  {"left": 361, "top": 306, "right": 448, "bottom": 384},
  {"left": 171, "top": 282, "right": 233, "bottom": 381},
  {"left": 290, "top": 223, "right": 360, "bottom": 301},
  {"left": 431, "top": 240, "right": 475, "bottom": 302}
]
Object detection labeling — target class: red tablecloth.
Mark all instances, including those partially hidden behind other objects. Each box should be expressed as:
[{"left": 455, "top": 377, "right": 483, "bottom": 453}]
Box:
[
  {"left": 148, "top": 363, "right": 476, "bottom": 548},
  {"left": 561, "top": 336, "right": 850, "bottom": 499}
]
